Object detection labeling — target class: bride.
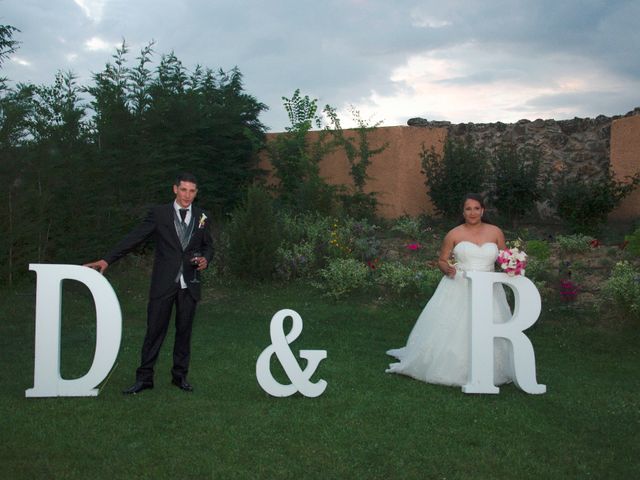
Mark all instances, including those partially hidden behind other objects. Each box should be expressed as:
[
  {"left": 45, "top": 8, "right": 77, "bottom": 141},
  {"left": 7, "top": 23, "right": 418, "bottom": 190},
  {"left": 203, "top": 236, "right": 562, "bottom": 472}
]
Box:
[{"left": 386, "top": 193, "right": 514, "bottom": 387}]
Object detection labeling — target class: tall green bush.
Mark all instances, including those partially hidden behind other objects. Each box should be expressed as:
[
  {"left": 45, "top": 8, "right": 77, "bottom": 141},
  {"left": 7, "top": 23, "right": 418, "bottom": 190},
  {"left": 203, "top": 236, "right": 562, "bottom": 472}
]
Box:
[
  {"left": 488, "top": 146, "right": 543, "bottom": 225},
  {"left": 265, "top": 89, "right": 338, "bottom": 215},
  {"left": 553, "top": 168, "right": 640, "bottom": 234},
  {"left": 421, "top": 137, "right": 488, "bottom": 218},
  {"left": 226, "top": 186, "right": 281, "bottom": 280}
]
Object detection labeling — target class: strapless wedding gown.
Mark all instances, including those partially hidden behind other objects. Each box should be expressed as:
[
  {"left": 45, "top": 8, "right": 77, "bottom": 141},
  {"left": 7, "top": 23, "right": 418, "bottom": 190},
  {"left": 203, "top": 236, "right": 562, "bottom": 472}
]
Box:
[{"left": 386, "top": 241, "right": 514, "bottom": 387}]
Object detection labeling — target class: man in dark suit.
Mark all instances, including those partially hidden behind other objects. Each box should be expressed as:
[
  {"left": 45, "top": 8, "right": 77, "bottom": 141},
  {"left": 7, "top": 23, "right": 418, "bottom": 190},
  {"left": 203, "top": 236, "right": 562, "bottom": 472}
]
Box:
[{"left": 85, "top": 173, "right": 213, "bottom": 394}]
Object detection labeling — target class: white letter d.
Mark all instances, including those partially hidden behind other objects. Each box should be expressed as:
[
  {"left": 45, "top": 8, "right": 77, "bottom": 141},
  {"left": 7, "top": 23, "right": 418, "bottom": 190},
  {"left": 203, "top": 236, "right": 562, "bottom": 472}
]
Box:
[{"left": 25, "top": 264, "right": 122, "bottom": 397}]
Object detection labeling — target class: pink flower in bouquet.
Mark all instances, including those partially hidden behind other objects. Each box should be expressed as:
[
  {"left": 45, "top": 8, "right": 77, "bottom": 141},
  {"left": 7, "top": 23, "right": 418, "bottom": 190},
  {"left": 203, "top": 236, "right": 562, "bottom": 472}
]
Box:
[
  {"left": 497, "top": 247, "right": 527, "bottom": 276},
  {"left": 405, "top": 243, "right": 421, "bottom": 251}
]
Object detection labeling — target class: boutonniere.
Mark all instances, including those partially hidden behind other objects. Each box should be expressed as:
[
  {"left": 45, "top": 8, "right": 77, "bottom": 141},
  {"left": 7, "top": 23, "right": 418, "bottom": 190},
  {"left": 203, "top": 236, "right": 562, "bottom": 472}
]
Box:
[{"left": 198, "top": 213, "right": 207, "bottom": 229}]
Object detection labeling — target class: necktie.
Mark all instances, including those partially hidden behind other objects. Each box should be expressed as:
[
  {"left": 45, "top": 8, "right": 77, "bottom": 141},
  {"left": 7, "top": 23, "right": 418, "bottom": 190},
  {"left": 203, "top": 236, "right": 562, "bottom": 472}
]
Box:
[{"left": 179, "top": 208, "right": 188, "bottom": 224}]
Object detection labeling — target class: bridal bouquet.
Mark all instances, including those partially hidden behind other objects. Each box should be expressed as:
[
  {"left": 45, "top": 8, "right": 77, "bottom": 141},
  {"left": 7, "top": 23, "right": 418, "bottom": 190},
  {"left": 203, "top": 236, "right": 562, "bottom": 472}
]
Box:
[{"left": 497, "top": 247, "right": 527, "bottom": 276}]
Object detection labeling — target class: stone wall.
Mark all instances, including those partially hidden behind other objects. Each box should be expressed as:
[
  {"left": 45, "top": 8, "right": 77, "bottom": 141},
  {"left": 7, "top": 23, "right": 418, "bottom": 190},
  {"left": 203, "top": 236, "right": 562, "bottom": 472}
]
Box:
[
  {"left": 261, "top": 108, "right": 640, "bottom": 221},
  {"left": 409, "top": 108, "right": 640, "bottom": 220}
]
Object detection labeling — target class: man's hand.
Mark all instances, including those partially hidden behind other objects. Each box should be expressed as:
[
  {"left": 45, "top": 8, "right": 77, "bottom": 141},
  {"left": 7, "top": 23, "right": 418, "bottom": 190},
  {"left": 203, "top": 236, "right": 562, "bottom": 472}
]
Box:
[
  {"left": 84, "top": 259, "right": 109, "bottom": 273},
  {"left": 196, "top": 257, "right": 208, "bottom": 271}
]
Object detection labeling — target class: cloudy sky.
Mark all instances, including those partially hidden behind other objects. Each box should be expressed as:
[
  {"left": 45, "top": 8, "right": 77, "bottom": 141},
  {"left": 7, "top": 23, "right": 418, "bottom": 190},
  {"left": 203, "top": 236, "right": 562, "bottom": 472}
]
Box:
[{"left": 2, "top": 0, "right": 639, "bottom": 131}]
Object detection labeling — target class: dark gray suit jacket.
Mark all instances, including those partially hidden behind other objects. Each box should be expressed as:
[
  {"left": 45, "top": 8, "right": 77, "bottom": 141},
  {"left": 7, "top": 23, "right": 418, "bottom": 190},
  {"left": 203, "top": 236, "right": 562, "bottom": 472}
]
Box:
[{"left": 104, "top": 204, "right": 214, "bottom": 300}]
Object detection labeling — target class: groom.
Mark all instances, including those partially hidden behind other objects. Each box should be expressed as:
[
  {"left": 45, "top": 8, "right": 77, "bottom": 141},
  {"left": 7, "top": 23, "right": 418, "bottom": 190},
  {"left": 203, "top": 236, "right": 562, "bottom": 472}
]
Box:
[{"left": 85, "top": 173, "right": 213, "bottom": 394}]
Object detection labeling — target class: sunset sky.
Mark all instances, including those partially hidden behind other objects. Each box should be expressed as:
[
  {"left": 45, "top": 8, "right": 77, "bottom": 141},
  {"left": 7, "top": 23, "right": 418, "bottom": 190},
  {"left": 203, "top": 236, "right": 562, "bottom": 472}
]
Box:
[{"left": 2, "top": 0, "right": 639, "bottom": 131}]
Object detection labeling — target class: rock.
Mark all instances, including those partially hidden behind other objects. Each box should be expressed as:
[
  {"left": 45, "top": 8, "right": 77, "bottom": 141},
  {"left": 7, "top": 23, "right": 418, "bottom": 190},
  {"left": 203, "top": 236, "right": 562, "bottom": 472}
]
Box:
[{"left": 407, "top": 117, "right": 430, "bottom": 126}]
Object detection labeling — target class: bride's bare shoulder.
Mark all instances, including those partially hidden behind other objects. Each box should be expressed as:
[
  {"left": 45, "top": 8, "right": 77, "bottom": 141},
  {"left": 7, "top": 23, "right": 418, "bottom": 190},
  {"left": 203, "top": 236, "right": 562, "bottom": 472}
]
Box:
[
  {"left": 449, "top": 224, "right": 466, "bottom": 234},
  {"left": 484, "top": 223, "right": 506, "bottom": 246},
  {"left": 485, "top": 223, "right": 504, "bottom": 235},
  {"left": 445, "top": 225, "right": 465, "bottom": 241}
]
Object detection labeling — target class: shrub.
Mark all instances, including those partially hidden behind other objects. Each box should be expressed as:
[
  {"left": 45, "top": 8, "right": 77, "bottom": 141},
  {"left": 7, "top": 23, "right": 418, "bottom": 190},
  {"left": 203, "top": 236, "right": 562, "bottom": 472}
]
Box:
[
  {"left": 314, "top": 258, "right": 370, "bottom": 300},
  {"left": 338, "top": 191, "right": 378, "bottom": 221},
  {"left": 280, "top": 212, "right": 331, "bottom": 247},
  {"left": 553, "top": 168, "right": 640, "bottom": 234},
  {"left": 326, "top": 217, "right": 381, "bottom": 261},
  {"left": 624, "top": 227, "right": 640, "bottom": 257},
  {"left": 376, "top": 262, "right": 414, "bottom": 296},
  {"left": 421, "top": 137, "right": 488, "bottom": 218},
  {"left": 266, "top": 89, "right": 339, "bottom": 215},
  {"left": 289, "top": 176, "right": 339, "bottom": 216},
  {"left": 392, "top": 215, "right": 423, "bottom": 240},
  {"left": 376, "top": 261, "right": 441, "bottom": 299},
  {"left": 278, "top": 213, "right": 332, "bottom": 269},
  {"left": 277, "top": 214, "right": 381, "bottom": 281},
  {"left": 559, "top": 278, "right": 580, "bottom": 302},
  {"left": 274, "top": 241, "right": 316, "bottom": 281},
  {"left": 601, "top": 261, "right": 640, "bottom": 318},
  {"left": 488, "top": 146, "right": 543, "bottom": 225},
  {"left": 344, "top": 217, "right": 381, "bottom": 261},
  {"left": 557, "top": 234, "right": 593, "bottom": 254},
  {"left": 523, "top": 257, "right": 552, "bottom": 293},
  {"left": 226, "top": 186, "right": 281, "bottom": 280},
  {"left": 524, "top": 256, "right": 550, "bottom": 280},
  {"left": 526, "top": 239, "right": 551, "bottom": 261}
]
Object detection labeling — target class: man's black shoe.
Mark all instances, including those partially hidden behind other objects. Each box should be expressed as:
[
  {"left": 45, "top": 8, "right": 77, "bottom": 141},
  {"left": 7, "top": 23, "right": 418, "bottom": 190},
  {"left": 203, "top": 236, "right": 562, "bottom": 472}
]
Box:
[
  {"left": 171, "top": 378, "right": 193, "bottom": 392},
  {"left": 122, "top": 381, "right": 153, "bottom": 394}
]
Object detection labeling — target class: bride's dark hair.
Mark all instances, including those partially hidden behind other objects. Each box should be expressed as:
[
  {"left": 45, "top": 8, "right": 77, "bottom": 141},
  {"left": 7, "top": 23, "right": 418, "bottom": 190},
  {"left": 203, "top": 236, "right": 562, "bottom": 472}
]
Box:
[{"left": 458, "top": 193, "right": 494, "bottom": 225}]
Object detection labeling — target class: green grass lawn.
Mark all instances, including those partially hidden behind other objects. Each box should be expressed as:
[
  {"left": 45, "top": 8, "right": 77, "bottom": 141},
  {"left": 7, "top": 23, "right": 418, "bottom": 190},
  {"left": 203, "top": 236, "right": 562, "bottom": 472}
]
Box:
[{"left": 1, "top": 263, "right": 639, "bottom": 479}]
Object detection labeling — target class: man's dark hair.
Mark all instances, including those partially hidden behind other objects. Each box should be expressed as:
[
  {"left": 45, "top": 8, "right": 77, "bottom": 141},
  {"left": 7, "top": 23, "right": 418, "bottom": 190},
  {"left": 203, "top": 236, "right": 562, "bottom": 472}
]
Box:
[{"left": 175, "top": 172, "right": 198, "bottom": 187}]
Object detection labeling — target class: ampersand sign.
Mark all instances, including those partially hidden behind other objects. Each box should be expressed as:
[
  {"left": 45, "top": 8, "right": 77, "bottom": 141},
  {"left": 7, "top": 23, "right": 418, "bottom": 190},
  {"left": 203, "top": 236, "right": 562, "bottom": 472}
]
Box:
[{"left": 256, "top": 309, "right": 327, "bottom": 398}]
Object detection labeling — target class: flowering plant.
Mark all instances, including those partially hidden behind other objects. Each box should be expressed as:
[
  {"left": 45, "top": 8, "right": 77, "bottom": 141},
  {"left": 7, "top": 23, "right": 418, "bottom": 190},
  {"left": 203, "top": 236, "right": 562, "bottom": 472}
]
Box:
[
  {"left": 198, "top": 213, "right": 207, "bottom": 229},
  {"left": 366, "top": 258, "right": 380, "bottom": 270},
  {"left": 497, "top": 247, "right": 527, "bottom": 276},
  {"left": 559, "top": 278, "right": 579, "bottom": 301}
]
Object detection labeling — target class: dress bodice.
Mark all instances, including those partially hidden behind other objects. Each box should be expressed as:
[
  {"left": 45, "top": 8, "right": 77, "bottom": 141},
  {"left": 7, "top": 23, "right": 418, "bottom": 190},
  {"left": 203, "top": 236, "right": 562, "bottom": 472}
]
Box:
[{"left": 453, "top": 241, "right": 498, "bottom": 272}]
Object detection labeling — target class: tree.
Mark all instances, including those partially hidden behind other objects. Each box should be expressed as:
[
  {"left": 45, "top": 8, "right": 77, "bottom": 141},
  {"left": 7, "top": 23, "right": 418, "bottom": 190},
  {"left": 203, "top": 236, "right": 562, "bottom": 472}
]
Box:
[
  {"left": 85, "top": 41, "right": 135, "bottom": 151},
  {"left": 266, "top": 89, "right": 337, "bottom": 214},
  {"left": 1, "top": 34, "right": 269, "bottom": 284},
  {"left": 488, "top": 146, "right": 543, "bottom": 226},
  {"left": 0, "top": 24, "right": 19, "bottom": 91},
  {"left": 226, "top": 185, "right": 281, "bottom": 280},
  {"left": 421, "top": 137, "right": 488, "bottom": 218},
  {"left": 553, "top": 168, "right": 640, "bottom": 234}
]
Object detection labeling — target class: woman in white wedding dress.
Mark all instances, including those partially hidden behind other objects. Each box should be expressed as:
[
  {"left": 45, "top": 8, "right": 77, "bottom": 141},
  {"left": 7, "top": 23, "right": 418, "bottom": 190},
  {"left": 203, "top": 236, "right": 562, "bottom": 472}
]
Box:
[{"left": 386, "top": 193, "right": 514, "bottom": 387}]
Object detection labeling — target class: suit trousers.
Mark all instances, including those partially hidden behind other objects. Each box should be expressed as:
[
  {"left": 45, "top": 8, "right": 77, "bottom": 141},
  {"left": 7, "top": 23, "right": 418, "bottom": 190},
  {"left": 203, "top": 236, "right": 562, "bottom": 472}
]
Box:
[{"left": 136, "top": 284, "right": 198, "bottom": 383}]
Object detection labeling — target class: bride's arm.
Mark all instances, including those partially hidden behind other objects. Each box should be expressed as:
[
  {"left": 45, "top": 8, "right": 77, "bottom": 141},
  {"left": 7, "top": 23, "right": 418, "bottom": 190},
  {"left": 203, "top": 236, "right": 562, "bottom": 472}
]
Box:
[
  {"left": 496, "top": 227, "right": 507, "bottom": 250},
  {"left": 438, "top": 232, "right": 457, "bottom": 278}
]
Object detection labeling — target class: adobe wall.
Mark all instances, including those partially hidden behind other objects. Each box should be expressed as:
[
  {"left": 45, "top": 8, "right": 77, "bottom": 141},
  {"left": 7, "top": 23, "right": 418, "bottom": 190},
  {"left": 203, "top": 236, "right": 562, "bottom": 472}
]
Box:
[
  {"left": 261, "top": 126, "right": 446, "bottom": 218},
  {"left": 262, "top": 109, "right": 640, "bottom": 221},
  {"left": 609, "top": 115, "right": 640, "bottom": 222}
]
